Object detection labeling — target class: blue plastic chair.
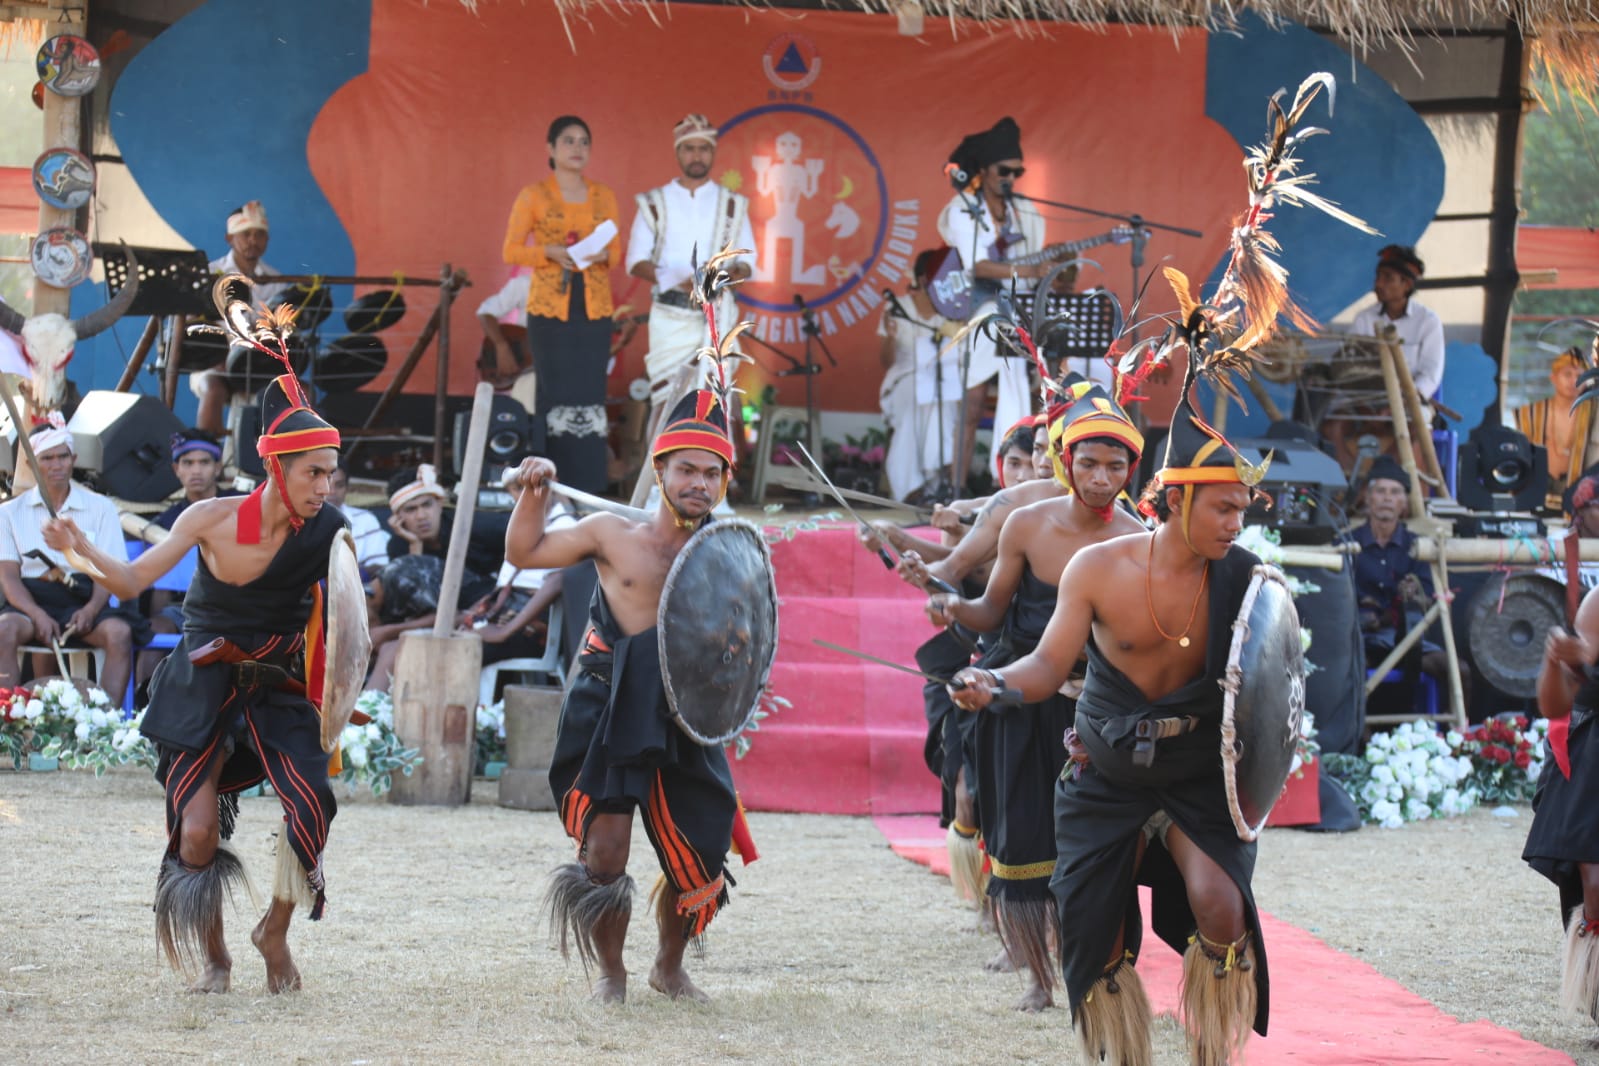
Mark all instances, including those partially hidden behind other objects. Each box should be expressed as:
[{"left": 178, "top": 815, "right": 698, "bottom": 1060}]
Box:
[{"left": 124, "top": 540, "right": 199, "bottom": 708}]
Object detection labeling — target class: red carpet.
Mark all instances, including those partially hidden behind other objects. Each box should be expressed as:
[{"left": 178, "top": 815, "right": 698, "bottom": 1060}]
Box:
[
  {"left": 737, "top": 525, "right": 942, "bottom": 815},
  {"left": 874, "top": 814, "right": 1573, "bottom": 1065}
]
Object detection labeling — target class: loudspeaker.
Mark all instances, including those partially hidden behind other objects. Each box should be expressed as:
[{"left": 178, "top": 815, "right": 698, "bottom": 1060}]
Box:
[
  {"left": 65, "top": 390, "right": 183, "bottom": 502},
  {"left": 1231, "top": 434, "right": 1350, "bottom": 544},
  {"left": 453, "top": 395, "right": 543, "bottom": 480}
]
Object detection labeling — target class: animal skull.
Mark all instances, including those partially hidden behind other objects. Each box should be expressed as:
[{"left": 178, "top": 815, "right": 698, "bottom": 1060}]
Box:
[{"left": 0, "top": 246, "right": 140, "bottom": 412}]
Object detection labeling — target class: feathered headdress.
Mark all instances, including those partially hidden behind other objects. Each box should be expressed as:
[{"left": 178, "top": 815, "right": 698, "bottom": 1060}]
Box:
[
  {"left": 191, "top": 273, "right": 339, "bottom": 542},
  {"left": 1124, "top": 73, "right": 1377, "bottom": 528},
  {"left": 649, "top": 246, "right": 751, "bottom": 527}
]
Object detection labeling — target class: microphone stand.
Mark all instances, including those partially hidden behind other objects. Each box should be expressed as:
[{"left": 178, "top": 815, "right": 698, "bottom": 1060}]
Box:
[
  {"left": 950, "top": 185, "right": 991, "bottom": 497},
  {"left": 741, "top": 313, "right": 828, "bottom": 461},
  {"left": 794, "top": 298, "right": 838, "bottom": 460}
]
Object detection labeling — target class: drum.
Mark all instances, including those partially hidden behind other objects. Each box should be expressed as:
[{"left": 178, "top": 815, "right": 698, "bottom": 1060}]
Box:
[
  {"left": 315, "top": 334, "right": 388, "bottom": 393},
  {"left": 271, "top": 283, "right": 335, "bottom": 333}
]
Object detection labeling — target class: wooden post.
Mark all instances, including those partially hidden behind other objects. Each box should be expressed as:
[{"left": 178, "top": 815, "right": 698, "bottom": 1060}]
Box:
[
  {"left": 432, "top": 262, "right": 454, "bottom": 474},
  {"left": 1431, "top": 554, "right": 1469, "bottom": 726},
  {"left": 114, "top": 317, "right": 161, "bottom": 393},
  {"left": 34, "top": 0, "right": 81, "bottom": 319},
  {"left": 1375, "top": 330, "right": 1426, "bottom": 518},
  {"left": 389, "top": 382, "right": 494, "bottom": 806},
  {"left": 1381, "top": 324, "right": 1450, "bottom": 496},
  {"left": 161, "top": 315, "right": 185, "bottom": 409}
]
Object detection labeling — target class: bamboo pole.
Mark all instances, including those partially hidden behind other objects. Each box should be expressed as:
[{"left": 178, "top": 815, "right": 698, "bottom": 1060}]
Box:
[
  {"left": 1362, "top": 599, "right": 1444, "bottom": 695},
  {"left": 1380, "top": 324, "right": 1449, "bottom": 496},
  {"left": 432, "top": 262, "right": 454, "bottom": 474},
  {"left": 33, "top": 0, "right": 79, "bottom": 319},
  {"left": 114, "top": 317, "right": 161, "bottom": 393},
  {"left": 1375, "top": 330, "right": 1426, "bottom": 516},
  {"left": 1431, "top": 552, "right": 1468, "bottom": 726}
]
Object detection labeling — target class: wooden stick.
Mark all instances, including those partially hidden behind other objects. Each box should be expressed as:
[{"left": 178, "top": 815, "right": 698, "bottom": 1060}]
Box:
[
  {"left": 1375, "top": 329, "right": 1425, "bottom": 518},
  {"left": 114, "top": 317, "right": 161, "bottom": 393},
  {"left": 1362, "top": 599, "right": 1444, "bottom": 696},
  {"left": 161, "top": 314, "right": 186, "bottom": 409},
  {"left": 432, "top": 262, "right": 454, "bottom": 474},
  {"left": 261, "top": 273, "right": 472, "bottom": 288},
  {"left": 432, "top": 382, "right": 493, "bottom": 639},
  {"left": 1386, "top": 325, "right": 1450, "bottom": 497}
]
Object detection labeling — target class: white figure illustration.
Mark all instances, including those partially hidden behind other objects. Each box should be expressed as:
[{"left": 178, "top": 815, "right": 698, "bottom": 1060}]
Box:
[{"left": 751, "top": 131, "right": 826, "bottom": 285}]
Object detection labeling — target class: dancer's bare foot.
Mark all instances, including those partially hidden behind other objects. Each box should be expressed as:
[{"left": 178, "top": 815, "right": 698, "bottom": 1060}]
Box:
[
  {"left": 591, "top": 973, "right": 627, "bottom": 1004},
  {"left": 251, "top": 903, "right": 301, "bottom": 993},
  {"left": 1013, "top": 979, "right": 1053, "bottom": 1013},
  {"left": 649, "top": 962, "right": 710, "bottom": 1003},
  {"left": 984, "top": 946, "right": 1018, "bottom": 973}
]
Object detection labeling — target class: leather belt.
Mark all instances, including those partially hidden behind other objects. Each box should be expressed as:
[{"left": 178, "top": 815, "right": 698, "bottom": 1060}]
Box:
[
  {"left": 654, "top": 289, "right": 693, "bottom": 310},
  {"left": 1132, "top": 715, "right": 1202, "bottom": 768}
]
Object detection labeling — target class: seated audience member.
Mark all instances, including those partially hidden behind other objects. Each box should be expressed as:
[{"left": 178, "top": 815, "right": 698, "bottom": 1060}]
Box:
[
  {"left": 1514, "top": 347, "right": 1593, "bottom": 508},
  {"left": 327, "top": 466, "right": 389, "bottom": 574},
  {"left": 154, "top": 428, "right": 240, "bottom": 530},
  {"left": 196, "top": 201, "right": 288, "bottom": 434},
  {"left": 461, "top": 475, "right": 573, "bottom": 669},
  {"left": 0, "top": 420, "right": 149, "bottom": 698},
  {"left": 364, "top": 554, "right": 445, "bottom": 694},
  {"left": 384, "top": 464, "right": 502, "bottom": 604},
  {"left": 1353, "top": 456, "right": 1470, "bottom": 709},
  {"left": 1351, "top": 244, "right": 1445, "bottom": 406}
]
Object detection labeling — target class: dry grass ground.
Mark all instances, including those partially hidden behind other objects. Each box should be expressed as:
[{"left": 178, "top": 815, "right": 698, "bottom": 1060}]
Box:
[{"left": 1, "top": 770, "right": 1596, "bottom": 1065}]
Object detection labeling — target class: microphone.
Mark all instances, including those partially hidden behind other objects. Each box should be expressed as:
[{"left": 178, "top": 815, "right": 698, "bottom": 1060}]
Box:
[
  {"left": 944, "top": 162, "right": 970, "bottom": 193},
  {"left": 793, "top": 293, "right": 818, "bottom": 324},
  {"left": 883, "top": 290, "right": 910, "bottom": 320}
]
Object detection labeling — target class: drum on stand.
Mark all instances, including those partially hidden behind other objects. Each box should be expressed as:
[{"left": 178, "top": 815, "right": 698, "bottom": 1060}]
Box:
[
  {"left": 226, "top": 335, "right": 311, "bottom": 396},
  {"left": 315, "top": 334, "right": 389, "bottom": 393}
]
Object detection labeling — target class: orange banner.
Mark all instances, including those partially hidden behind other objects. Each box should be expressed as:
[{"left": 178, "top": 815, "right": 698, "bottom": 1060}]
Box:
[{"left": 309, "top": 3, "right": 1242, "bottom": 414}]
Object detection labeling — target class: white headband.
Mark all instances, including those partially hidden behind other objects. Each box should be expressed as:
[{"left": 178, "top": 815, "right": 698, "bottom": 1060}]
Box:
[
  {"left": 226, "top": 200, "right": 269, "bottom": 236},
  {"left": 30, "top": 417, "right": 72, "bottom": 457},
  {"left": 389, "top": 462, "right": 449, "bottom": 510}
]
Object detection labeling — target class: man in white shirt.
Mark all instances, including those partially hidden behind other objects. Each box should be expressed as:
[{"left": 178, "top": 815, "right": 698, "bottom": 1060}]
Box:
[
  {"left": 326, "top": 466, "right": 390, "bottom": 575},
  {"left": 936, "top": 117, "right": 1047, "bottom": 490},
  {"left": 878, "top": 250, "right": 959, "bottom": 500},
  {"left": 0, "top": 420, "right": 142, "bottom": 699},
  {"left": 625, "top": 114, "right": 757, "bottom": 414},
  {"left": 1350, "top": 244, "right": 1445, "bottom": 402},
  {"left": 196, "top": 201, "right": 287, "bottom": 433}
]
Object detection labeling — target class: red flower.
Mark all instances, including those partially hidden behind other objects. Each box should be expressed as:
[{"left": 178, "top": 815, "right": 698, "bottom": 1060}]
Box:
[
  {"left": 1514, "top": 750, "right": 1532, "bottom": 770},
  {"left": 1513, "top": 715, "right": 1528, "bottom": 730},
  {"left": 564, "top": 230, "right": 580, "bottom": 247}
]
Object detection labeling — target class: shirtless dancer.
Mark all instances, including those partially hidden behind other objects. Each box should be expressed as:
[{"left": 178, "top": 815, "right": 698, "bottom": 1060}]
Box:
[
  {"left": 928, "top": 383, "right": 1144, "bottom": 1011},
  {"left": 46, "top": 370, "right": 345, "bottom": 994},
  {"left": 508, "top": 388, "right": 743, "bottom": 1004}
]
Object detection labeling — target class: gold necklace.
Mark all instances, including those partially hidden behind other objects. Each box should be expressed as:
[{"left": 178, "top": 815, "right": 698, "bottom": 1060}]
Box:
[{"left": 1145, "top": 535, "right": 1208, "bottom": 648}]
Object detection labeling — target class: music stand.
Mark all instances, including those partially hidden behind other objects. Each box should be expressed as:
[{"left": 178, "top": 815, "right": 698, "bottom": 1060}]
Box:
[{"left": 91, "top": 244, "right": 213, "bottom": 318}]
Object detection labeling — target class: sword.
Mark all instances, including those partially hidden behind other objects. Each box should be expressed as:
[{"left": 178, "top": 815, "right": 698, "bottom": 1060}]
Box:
[
  {"left": 542, "top": 480, "right": 653, "bottom": 524},
  {"left": 0, "top": 375, "right": 104, "bottom": 579},
  {"left": 812, "top": 638, "right": 1021, "bottom": 704},
  {"left": 792, "top": 441, "right": 897, "bottom": 570}
]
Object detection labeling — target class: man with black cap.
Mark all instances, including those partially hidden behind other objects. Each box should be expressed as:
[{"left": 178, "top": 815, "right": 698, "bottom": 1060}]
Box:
[
  {"left": 505, "top": 385, "right": 750, "bottom": 1006},
  {"left": 1354, "top": 455, "right": 1470, "bottom": 710},
  {"left": 1351, "top": 243, "right": 1445, "bottom": 404},
  {"left": 937, "top": 117, "right": 1049, "bottom": 488},
  {"left": 927, "top": 380, "right": 1145, "bottom": 1013},
  {"left": 46, "top": 357, "right": 347, "bottom": 996}
]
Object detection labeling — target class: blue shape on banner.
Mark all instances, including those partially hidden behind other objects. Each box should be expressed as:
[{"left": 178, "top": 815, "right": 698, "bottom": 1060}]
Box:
[
  {"left": 776, "top": 42, "right": 808, "bottom": 74},
  {"left": 1438, "top": 341, "right": 1498, "bottom": 435},
  {"left": 1200, "top": 12, "right": 1446, "bottom": 437},
  {"left": 72, "top": 0, "right": 371, "bottom": 414}
]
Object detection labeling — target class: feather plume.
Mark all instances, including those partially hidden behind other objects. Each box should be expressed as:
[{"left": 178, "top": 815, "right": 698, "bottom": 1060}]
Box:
[
  {"left": 188, "top": 272, "right": 300, "bottom": 378},
  {"left": 685, "top": 244, "right": 756, "bottom": 423}
]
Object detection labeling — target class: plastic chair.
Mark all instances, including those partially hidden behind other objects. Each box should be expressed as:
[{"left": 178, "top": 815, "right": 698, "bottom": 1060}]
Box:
[
  {"left": 478, "top": 600, "right": 565, "bottom": 707},
  {"left": 1366, "top": 667, "right": 1439, "bottom": 725}
]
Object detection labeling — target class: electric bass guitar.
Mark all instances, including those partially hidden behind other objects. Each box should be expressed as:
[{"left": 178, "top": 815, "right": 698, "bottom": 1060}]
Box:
[{"left": 926, "top": 226, "right": 1135, "bottom": 321}]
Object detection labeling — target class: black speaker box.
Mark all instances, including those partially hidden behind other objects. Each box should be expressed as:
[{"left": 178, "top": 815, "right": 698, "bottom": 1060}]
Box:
[
  {"left": 453, "top": 395, "right": 543, "bottom": 480},
  {"left": 65, "top": 390, "right": 183, "bottom": 502},
  {"left": 1231, "top": 435, "right": 1349, "bottom": 544}
]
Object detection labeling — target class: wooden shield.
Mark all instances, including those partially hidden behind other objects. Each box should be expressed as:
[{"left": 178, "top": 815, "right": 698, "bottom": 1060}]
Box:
[{"left": 321, "top": 528, "right": 372, "bottom": 753}]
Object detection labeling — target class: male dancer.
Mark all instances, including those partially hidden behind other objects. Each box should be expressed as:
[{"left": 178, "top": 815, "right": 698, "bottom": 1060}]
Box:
[
  {"left": 45, "top": 367, "right": 345, "bottom": 994},
  {"left": 507, "top": 388, "right": 743, "bottom": 1005},
  {"left": 1524, "top": 585, "right": 1599, "bottom": 1028},
  {"left": 928, "top": 382, "right": 1144, "bottom": 1011},
  {"left": 952, "top": 381, "right": 1271, "bottom": 1063}
]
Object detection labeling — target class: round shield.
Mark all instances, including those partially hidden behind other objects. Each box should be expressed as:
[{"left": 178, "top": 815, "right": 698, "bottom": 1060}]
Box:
[
  {"left": 271, "top": 282, "right": 335, "bottom": 333},
  {"left": 1467, "top": 573, "right": 1564, "bottom": 699},
  {"left": 315, "top": 334, "right": 387, "bottom": 393},
  {"left": 31, "top": 147, "right": 95, "bottom": 210},
  {"left": 345, "top": 289, "right": 407, "bottom": 334},
  {"left": 30, "top": 227, "right": 93, "bottom": 288},
  {"left": 657, "top": 519, "right": 779, "bottom": 746},
  {"left": 1220, "top": 565, "right": 1306, "bottom": 842},
  {"left": 36, "top": 35, "right": 101, "bottom": 97},
  {"left": 226, "top": 335, "right": 310, "bottom": 396}
]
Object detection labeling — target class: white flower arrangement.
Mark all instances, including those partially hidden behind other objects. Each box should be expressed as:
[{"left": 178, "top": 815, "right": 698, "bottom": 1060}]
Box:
[
  {"left": 1330, "top": 720, "right": 1479, "bottom": 827},
  {"left": 23, "top": 680, "right": 156, "bottom": 774},
  {"left": 338, "top": 690, "right": 423, "bottom": 796}
]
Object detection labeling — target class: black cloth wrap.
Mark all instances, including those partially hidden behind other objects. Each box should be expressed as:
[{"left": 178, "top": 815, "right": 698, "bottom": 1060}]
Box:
[
  {"left": 916, "top": 571, "right": 987, "bottom": 825},
  {"left": 142, "top": 505, "right": 346, "bottom": 920},
  {"left": 549, "top": 584, "right": 736, "bottom": 893},
  {"left": 1052, "top": 546, "right": 1271, "bottom": 1037},
  {"left": 971, "top": 563, "right": 1072, "bottom": 900},
  {"left": 1523, "top": 675, "right": 1599, "bottom": 922},
  {"left": 8, "top": 577, "right": 153, "bottom": 648},
  {"left": 527, "top": 280, "right": 611, "bottom": 496}
]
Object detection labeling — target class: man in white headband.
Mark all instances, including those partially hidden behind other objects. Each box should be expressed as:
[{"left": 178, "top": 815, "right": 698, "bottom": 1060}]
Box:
[
  {"left": 194, "top": 201, "right": 289, "bottom": 433},
  {"left": 624, "top": 113, "right": 756, "bottom": 420},
  {"left": 0, "top": 418, "right": 145, "bottom": 702}
]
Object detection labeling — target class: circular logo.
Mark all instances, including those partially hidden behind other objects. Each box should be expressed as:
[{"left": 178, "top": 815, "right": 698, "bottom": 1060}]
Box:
[
  {"left": 32, "top": 147, "right": 95, "bottom": 211},
  {"left": 761, "top": 33, "right": 821, "bottom": 92},
  {"left": 31, "top": 227, "right": 93, "bottom": 289},
  {"left": 716, "top": 105, "right": 887, "bottom": 313},
  {"left": 37, "top": 35, "right": 100, "bottom": 98}
]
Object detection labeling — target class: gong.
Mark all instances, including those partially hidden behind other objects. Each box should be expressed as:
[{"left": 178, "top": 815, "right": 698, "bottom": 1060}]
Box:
[{"left": 1466, "top": 572, "right": 1565, "bottom": 699}]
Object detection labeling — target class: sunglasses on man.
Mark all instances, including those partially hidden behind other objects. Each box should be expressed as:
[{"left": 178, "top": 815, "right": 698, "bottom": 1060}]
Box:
[{"left": 994, "top": 165, "right": 1026, "bottom": 179}]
